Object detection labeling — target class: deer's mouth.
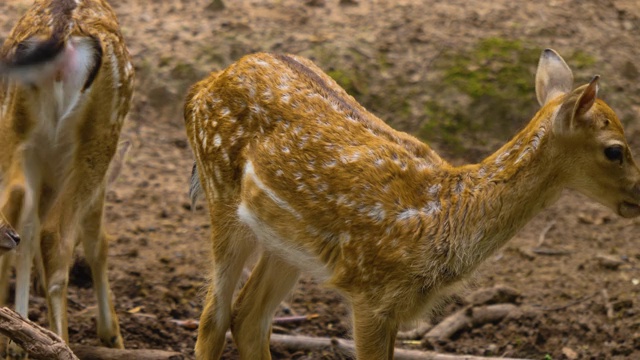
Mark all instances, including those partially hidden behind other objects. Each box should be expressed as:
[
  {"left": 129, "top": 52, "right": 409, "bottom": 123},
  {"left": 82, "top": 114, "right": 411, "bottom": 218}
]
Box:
[{"left": 620, "top": 201, "right": 640, "bottom": 218}]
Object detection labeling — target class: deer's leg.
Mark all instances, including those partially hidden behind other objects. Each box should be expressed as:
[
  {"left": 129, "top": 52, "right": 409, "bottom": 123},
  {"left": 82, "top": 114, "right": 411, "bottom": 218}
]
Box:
[
  {"left": 5, "top": 159, "right": 43, "bottom": 360},
  {"left": 39, "top": 212, "right": 75, "bottom": 343},
  {"left": 195, "top": 210, "right": 254, "bottom": 360},
  {"left": 231, "top": 252, "right": 300, "bottom": 360},
  {"left": 40, "top": 149, "right": 114, "bottom": 343},
  {"left": 351, "top": 299, "right": 398, "bottom": 360},
  {"left": 79, "top": 184, "right": 122, "bottom": 348}
]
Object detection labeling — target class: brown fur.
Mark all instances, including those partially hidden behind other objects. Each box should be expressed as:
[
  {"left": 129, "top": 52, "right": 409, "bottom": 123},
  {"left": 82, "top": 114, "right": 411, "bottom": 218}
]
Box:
[
  {"left": 0, "top": 0, "right": 134, "bottom": 357},
  {"left": 185, "top": 50, "right": 640, "bottom": 359}
]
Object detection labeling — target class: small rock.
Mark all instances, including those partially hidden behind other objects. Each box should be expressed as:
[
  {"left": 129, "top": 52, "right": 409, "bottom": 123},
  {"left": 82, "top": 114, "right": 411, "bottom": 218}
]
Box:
[
  {"left": 466, "top": 285, "right": 521, "bottom": 305},
  {"left": 621, "top": 61, "right": 639, "bottom": 80},
  {"left": 305, "top": 0, "right": 325, "bottom": 7},
  {"left": 613, "top": 298, "right": 634, "bottom": 311},
  {"left": 485, "top": 343, "right": 498, "bottom": 355},
  {"left": 206, "top": 0, "right": 225, "bottom": 12},
  {"left": 596, "top": 254, "right": 625, "bottom": 270},
  {"left": 562, "top": 346, "right": 578, "bottom": 360}
]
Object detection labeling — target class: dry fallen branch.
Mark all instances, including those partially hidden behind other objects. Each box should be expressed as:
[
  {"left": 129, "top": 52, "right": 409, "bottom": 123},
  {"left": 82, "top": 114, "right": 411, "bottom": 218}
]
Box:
[
  {"left": 272, "top": 314, "right": 319, "bottom": 325},
  {"left": 265, "top": 333, "right": 530, "bottom": 360},
  {"left": 424, "top": 304, "right": 517, "bottom": 341},
  {"left": 0, "top": 307, "right": 78, "bottom": 360},
  {"left": 71, "top": 345, "right": 185, "bottom": 360},
  {"left": 465, "top": 285, "right": 521, "bottom": 306},
  {"left": 0, "top": 307, "right": 184, "bottom": 360}
]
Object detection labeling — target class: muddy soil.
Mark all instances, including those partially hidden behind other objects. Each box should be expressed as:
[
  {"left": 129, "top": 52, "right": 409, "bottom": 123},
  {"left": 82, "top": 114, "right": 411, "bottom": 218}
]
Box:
[{"left": 1, "top": 0, "right": 640, "bottom": 359}]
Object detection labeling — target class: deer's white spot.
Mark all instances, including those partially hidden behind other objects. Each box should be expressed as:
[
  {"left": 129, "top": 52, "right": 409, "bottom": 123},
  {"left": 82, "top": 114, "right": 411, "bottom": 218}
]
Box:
[
  {"left": 213, "top": 134, "right": 222, "bottom": 148},
  {"left": 324, "top": 159, "right": 337, "bottom": 168},
  {"left": 368, "top": 202, "right": 386, "bottom": 222},
  {"left": 397, "top": 208, "right": 420, "bottom": 221},
  {"left": 254, "top": 59, "right": 270, "bottom": 67},
  {"left": 221, "top": 150, "right": 230, "bottom": 164},
  {"left": 423, "top": 200, "right": 441, "bottom": 216},
  {"left": 428, "top": 184, "right": 441, "bottom": 197}
]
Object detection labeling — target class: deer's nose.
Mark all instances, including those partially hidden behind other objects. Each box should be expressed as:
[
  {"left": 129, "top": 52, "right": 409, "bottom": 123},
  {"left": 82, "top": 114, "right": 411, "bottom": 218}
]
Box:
[{"left": 6, "top": 229, "right": 19, "bottom": 246}]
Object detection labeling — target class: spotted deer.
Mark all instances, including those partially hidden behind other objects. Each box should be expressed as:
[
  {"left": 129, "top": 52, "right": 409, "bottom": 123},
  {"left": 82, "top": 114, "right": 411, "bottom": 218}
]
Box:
[
  {"left": 0, "top": 0, "right": 134, "bottom": 357},
  {"left": 185, "top": 49, "right": 640, "bottom": 359}
]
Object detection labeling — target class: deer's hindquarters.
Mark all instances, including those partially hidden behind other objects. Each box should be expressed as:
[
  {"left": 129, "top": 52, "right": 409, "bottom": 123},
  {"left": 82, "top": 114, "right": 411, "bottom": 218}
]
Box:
[{"left": 0, "top": 0, "right": 134, "bottom": 354}]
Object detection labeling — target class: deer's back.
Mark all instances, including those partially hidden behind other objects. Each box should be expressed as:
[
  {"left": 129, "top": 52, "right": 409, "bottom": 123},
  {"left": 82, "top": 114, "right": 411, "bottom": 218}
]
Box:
[{"left": 186, "top": 53, "right": 453, "bottom": 279}]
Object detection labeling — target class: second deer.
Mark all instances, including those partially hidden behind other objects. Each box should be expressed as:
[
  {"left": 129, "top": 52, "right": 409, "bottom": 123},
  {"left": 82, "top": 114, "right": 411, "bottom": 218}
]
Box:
[
  {"left": 185, "top": 49, "right": 640, "bottom": 359},
  {"left": 0, "top": 0, "right": 134, "bottom": 357}
]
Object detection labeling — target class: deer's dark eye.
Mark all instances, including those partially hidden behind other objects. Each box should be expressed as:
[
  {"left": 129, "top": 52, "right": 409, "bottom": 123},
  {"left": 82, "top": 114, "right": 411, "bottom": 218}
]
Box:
[{"left": 604, "top": 145, "right": 624, "bottom": 163}]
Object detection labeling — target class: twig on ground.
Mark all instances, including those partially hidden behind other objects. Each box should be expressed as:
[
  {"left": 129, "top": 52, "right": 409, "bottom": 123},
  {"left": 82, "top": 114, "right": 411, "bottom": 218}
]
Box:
[
  {"left": 424, "top": 304, "right": 516, "bottom": 342},
  {"left": 540, "top": 292, "right": 598, "bottom": 311},
  {"left": 70, "top": 346, "right": 185, "bottom": 360},
  {"left": 601, "top": 289, "right": 615, "bottom": 319},
  {"left": 272, "top": 314, "right": 319, "bottom": 325},
  {"left": 531, "top": 247, "right": 573, "bottom": 256},
  {"left": 536, "top": 221, "right": 556, "bottom": 247},
  {"left": 255, "top": 332, "right": 530, "bottom": 360},
  {"left": 397, "top": 321, "right": 432, "bottom": 340}
]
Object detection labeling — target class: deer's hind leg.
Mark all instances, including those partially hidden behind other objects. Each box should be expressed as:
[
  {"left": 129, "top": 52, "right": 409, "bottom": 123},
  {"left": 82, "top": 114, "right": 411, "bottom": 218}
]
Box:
[
  {"left": 79, "top": 184, "right": 123, "bottom": 348},
  {"left": 230, "top": 252, "right": 300, "bottom": 360},
  {"left": 195, "top": 204, "right": 255, "bottom": 360}
]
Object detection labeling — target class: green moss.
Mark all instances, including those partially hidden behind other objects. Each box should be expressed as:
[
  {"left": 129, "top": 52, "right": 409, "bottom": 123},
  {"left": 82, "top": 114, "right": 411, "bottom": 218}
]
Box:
[
  {"left": 570, "top": 50, "right": 596, "bottom": 69},
  {"left": 327, "top": 69, "right": 357, "bottom": 95},
  {"left": 421, "top": 37, "right": 541, "bottom": 159},
  {"left": 442, "top": 37, "right": 537, "bottom": 100}
]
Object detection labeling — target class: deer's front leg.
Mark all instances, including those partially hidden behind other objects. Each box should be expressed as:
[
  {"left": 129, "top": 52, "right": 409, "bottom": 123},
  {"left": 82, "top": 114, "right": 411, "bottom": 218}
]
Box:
[{"left": 350, "top": 298, "right": 398, "bottom": 360}]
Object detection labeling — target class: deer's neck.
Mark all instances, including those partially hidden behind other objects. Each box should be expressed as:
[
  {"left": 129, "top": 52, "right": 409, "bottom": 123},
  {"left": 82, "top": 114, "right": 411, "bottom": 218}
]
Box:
[{"left": 432, "top": 114, "right": 562, "bottom": 273}]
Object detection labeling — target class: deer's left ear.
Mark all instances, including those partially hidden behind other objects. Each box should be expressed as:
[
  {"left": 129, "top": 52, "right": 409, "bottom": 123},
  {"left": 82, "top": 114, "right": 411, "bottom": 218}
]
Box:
[
  {"left": 573, "top": 75, "right": 599, "bottom": 118},
  {"left": 553, "top": 75, "right": 600, "bottom": 134}
]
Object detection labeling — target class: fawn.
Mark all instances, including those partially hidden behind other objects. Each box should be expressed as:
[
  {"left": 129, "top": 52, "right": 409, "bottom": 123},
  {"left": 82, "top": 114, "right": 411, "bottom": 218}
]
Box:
[
  {"left": 0, "top": 0, "right": 134, "bottom": 357},
  {"left": 185, "top": 49, "right": 640, "bottom": 359}
]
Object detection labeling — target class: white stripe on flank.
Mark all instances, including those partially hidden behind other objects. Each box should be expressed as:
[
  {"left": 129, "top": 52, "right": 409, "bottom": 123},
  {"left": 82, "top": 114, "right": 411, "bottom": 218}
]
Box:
[{"left": 244, "top": 161, "right": 302, "bottom": 219}]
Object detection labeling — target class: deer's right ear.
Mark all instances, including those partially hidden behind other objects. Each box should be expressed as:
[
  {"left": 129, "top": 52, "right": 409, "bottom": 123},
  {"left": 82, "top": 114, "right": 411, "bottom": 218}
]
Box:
[{"left": 535, "top": 49, "right": 573, "bottom": 106}]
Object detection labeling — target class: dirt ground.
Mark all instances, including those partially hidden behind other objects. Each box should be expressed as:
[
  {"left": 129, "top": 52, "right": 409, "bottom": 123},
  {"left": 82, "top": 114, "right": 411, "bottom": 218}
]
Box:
[{"left": 1, "top": 0, "right": 640, "bottom": 359}]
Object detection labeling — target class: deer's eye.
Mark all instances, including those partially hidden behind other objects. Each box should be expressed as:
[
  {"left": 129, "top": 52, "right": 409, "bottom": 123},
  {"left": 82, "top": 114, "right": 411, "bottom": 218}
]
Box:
[{"left": 604, "top": 145, "right": 624, "bottom": 163}]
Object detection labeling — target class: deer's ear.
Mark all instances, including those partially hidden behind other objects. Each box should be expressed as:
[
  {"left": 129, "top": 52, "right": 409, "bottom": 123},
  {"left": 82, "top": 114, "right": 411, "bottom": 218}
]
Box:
[
  {"left": 553, "top": 76, "right": 601, "bottom": 134},
  {"left": 574, "top": 75, "right": 599, "bottom": 117},
  {"left": 535, "top": 49, "right": 573, "bottom": 106}
]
